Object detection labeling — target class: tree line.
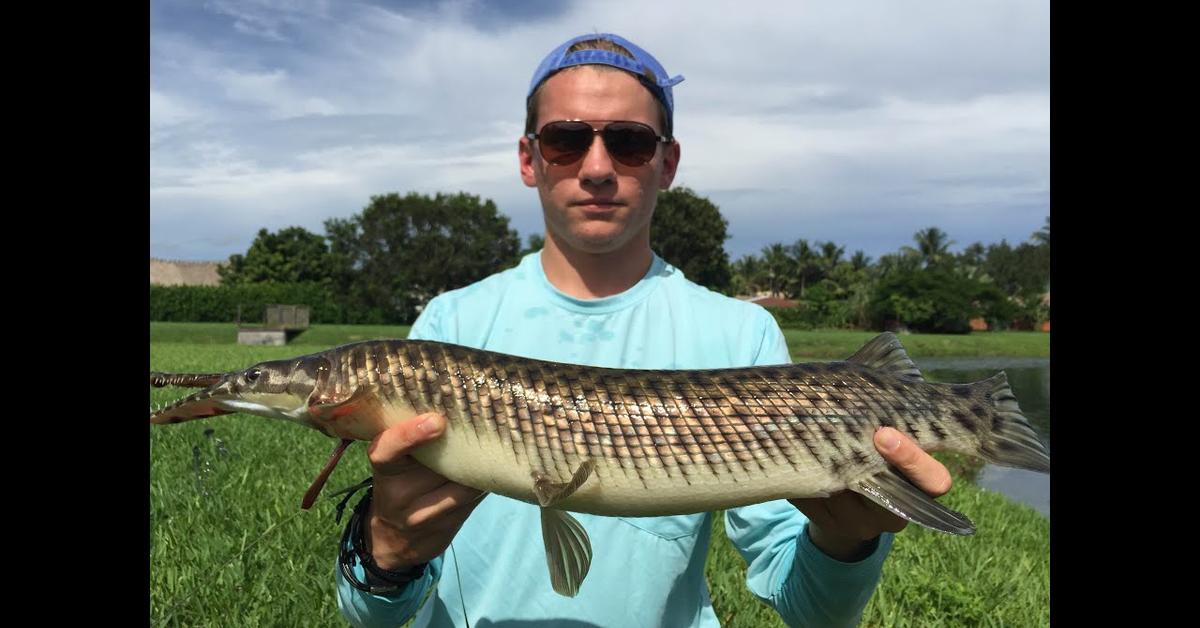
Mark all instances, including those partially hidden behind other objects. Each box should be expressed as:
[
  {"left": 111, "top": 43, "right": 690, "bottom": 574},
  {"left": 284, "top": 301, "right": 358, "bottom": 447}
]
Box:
[{"left": 212, "top": 188, "right": 1048, "bottom": 332}]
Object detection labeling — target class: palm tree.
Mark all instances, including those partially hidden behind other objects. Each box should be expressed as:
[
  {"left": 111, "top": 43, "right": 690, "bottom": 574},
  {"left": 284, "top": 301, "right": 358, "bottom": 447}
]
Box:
[
  {"left": 761, "top": 243, "right": 794, "bottom": 298},
  {"left": 818, "top": 241, "right": 845, "bottom": 275},
  {"left": 904, "top": 227, "right": 955, "bottom": 267},
  {"left": 849, "top": 250, "right": 871, "bottom": 272},
  {"left": 1032, "top": 215, "right": 1050, "bottom": 247},
  {"left": 732, "top": 254, "right": 765, "bottom": 296},
  {"left": 789, "top": 239, "right": 820, "bottom": 298}
]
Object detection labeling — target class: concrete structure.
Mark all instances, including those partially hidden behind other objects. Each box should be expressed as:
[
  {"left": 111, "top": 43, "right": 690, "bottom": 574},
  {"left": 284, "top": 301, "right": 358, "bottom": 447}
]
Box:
[
  {"left": 150, "top": 258, "right": 223, "bottom": 286},
  {"left": 236, "top": 329, "right": 288, "bottom": 346}
]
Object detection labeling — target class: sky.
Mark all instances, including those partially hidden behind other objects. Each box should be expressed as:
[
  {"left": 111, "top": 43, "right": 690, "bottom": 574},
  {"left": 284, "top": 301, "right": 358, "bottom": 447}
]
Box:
[{"left": 149, "top": 0, "right": 1049, "bottom": 264}]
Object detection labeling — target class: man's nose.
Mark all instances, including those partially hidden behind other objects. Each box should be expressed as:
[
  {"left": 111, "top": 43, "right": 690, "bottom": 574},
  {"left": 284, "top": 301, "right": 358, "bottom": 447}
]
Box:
[{"left": 577, "top": 130, "right": 616, "bottom": 185}]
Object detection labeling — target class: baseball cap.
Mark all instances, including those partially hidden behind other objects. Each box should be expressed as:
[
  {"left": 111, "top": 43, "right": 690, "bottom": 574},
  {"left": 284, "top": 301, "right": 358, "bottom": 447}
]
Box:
[{"left": 527, "top": 33, "right": 684, "bottom": 135}]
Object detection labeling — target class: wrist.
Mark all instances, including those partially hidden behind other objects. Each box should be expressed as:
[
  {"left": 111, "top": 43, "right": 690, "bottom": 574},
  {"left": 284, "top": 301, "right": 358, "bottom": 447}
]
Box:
[
  {"left": 338, "top": 484, "right": 428, "bottom": 595},
  {"left": 366, "top": 511, "right": 418, "bottom": 571},
  {"left": 805, "top": 522, "right": 879, "bottom": 563}
]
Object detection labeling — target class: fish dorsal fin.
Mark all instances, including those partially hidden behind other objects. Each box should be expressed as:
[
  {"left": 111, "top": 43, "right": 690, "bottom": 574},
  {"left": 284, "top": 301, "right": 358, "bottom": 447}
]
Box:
[{"left": 845, "top": 332, "right": 924, "bottom": 381}]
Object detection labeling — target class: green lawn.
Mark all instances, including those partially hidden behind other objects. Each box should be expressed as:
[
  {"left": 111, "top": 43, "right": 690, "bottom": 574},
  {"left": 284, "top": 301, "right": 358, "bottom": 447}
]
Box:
[
  {"left": 782, "top": 329, "right": 1049, "bottom": 360},
  {"left": 149, "top": 328, "right": 1050, "bottom": 626},
  {"left": 150, "top": 322, "right": 1049, "bottom": 360}
]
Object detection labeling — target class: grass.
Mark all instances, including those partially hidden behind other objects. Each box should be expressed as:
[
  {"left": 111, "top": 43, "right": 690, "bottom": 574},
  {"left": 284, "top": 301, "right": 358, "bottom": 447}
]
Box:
[
  {"left": 782, "top": 329, "right": 1049, "bottom": 360},
  {"left": 150, "top": 322, "right": 1049, "bottom": 359},
  {"left": 705, "top": 488, "right": 1050, "bottom": 627},
  {"left": 149, "top": 327, "right": 1050, "bottom": 626}
]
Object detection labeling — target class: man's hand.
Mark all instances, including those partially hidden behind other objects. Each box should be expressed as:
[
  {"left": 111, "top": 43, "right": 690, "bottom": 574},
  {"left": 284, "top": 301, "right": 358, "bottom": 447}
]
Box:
[
  {"left": 365, "top": 413, "right": 485, "bottom": 570},
  {"left": 789, "top": 427, "right": 953, "bottom": 562}
]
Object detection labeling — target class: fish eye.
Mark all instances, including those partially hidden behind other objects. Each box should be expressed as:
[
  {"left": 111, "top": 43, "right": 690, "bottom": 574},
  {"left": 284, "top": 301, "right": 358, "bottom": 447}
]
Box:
[{"left": 246, "top": 368, "right": 261, "bottom": 382}]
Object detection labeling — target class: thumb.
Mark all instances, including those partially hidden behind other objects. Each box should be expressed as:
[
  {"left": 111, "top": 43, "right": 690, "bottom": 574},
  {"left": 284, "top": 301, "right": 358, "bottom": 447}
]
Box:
[
  {"left": 367, "top": 413, "right": 446, "bottom": 475},
  {"left": 874, "top": 427, "right": 952, "bottom": 497}
]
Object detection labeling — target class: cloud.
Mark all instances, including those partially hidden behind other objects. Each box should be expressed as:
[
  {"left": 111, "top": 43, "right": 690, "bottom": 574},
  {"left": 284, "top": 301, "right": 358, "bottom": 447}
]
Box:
[{"left": 150, "top": 0, "right": 1049, "bottom": 262}]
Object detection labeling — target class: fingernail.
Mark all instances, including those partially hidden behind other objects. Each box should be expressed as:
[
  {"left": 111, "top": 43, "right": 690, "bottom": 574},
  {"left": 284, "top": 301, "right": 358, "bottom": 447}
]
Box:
[
  {"left": 418, "top": 416, "right": 441, "bottom": 434},
  {"left": 877, "top": 430, "right": 900, "bottom": 452}
]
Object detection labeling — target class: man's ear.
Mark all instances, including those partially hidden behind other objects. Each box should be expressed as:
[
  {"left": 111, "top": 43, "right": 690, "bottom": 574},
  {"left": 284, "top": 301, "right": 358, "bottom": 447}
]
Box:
[
  {"left": 519, "top": 136, "right": 539, "bottom": 188},
  {"left": 659, "top": 140, "right": 681, "bottom": 189}
]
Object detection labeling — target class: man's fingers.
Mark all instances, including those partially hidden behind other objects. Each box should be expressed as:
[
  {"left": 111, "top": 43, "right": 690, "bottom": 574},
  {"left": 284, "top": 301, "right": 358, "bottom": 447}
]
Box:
[
  {"left": 874, "top": 427, "right": 952, "bottom": 497},
  {"left": 368, "top": 413, "right": 446, "bottom": 475}
]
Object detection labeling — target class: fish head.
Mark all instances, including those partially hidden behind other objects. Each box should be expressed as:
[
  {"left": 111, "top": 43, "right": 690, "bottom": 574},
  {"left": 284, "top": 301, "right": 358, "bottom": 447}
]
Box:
[{"left": 150, "top": 354, "right": 334, "bottom": 433}]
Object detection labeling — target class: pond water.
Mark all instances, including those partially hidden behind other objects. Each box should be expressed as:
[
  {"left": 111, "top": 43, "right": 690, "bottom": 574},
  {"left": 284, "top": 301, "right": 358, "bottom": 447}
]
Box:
[{"left": 915, "top": 357, "right": 1050, "bottom": 519}]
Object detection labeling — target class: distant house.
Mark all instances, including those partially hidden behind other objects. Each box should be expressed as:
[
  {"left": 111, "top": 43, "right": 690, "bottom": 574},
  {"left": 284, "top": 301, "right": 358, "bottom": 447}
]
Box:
[
  {"left": 150, "top": 258, "right": 223, "bottom": 286},
  {"left": 744, "top": 295, "right": 799, "bottom": 309}
]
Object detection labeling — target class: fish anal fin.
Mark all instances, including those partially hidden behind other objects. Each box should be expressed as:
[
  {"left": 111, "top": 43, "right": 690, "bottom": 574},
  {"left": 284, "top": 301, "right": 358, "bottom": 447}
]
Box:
[
  {"left": 845, "top": 332, "right": 924, "bottom": 381},
  {"left": 540, "top": 508, "right": 592, "bottom": 597},
  {"left": 851, "top": 465, "right": 975, "bottom": 535},
  {"left": 532, "top": 459, "right": 595, "bottom": 508}
]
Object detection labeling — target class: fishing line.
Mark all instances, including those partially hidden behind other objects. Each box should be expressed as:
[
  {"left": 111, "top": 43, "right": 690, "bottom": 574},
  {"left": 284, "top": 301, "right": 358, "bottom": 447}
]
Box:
[
  {"left": 451, "top": 541, "right": 472, "bottom": 628},
  {"left": 451, "top": 491, "right": 488, "bottom": 628}
]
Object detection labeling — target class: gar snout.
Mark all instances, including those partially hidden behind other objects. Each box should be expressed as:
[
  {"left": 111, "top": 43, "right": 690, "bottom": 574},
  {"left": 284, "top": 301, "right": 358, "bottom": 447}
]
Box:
[{"left": 149, "top": 355, "right": 332, "bottom": 426}]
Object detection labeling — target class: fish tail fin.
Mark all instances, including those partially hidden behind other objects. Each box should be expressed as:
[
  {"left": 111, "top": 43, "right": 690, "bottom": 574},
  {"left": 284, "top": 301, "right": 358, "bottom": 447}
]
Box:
[{"left": 975, "top": 373, "right": 1050, "bottom": 473}]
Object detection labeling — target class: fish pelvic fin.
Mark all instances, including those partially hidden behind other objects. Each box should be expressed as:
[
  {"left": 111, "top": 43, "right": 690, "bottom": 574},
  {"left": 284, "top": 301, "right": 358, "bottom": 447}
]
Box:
[
  {"left": 845, "top": 332, "right": 924, "bottom": 381},
  {"left": 853, "top": 466, "right": 975, "bottom": 535},
  {"left": 532, "top": 460, "right": 596, "bottom": 597},
  {"left": 540, "top": 508, "right": 592, "bottom": 598},
  {"left": 975, "top": 372, "right": 1051, "bottom": 473}
]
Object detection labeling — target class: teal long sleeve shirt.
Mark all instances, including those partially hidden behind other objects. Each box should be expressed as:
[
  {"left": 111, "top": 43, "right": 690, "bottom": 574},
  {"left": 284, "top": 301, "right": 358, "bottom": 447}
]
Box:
[{"left": 337, "top": 252, "right": 894, "bottom": 627}]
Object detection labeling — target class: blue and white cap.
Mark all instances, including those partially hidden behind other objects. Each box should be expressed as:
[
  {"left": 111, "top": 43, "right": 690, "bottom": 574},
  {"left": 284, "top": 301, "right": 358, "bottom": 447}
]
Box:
[{"left": 527, "top": 33, "right": 685, "bottom": 135}]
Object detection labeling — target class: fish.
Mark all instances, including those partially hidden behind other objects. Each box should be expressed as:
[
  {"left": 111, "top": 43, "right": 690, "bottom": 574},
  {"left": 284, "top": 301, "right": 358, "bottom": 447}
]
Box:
[{"left": 149, "top": 332, "right": 1050, "bottom": 597}]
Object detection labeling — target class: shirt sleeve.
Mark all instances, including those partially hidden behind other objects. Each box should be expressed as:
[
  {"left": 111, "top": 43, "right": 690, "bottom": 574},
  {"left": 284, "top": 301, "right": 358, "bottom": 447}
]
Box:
[
  {"left": 335, "top": 295, "right": 453, "bottom": 627},
  {"left": 726, "top": 309, "right": 895, "bottom": 627},
  {"left": 336, "top": 559, "right": 443, "bottom": 628},
  {"left": 407, "top": 296, "right": 448, "bottom": 342}
]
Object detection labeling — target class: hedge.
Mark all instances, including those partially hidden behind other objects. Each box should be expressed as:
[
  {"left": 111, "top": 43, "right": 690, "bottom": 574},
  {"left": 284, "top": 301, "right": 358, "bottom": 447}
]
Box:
[{"left": 149, "top": 283, "right": 346, "bottom": 324}]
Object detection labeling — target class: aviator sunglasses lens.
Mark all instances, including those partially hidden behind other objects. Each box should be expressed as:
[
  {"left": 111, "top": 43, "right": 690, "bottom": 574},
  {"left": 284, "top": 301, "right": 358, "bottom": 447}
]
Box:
[
  {"left": 602, "top": 122, "right": 658, "bottom": 167},
  {"left": 539, "top": 121, "right": 593, "bottom": 165}
]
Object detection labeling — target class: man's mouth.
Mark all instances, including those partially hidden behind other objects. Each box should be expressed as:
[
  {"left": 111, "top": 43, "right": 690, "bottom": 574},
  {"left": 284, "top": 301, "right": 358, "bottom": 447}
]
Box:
[{"left": 571, "top": 199, "right": 624, "bottom": 211}]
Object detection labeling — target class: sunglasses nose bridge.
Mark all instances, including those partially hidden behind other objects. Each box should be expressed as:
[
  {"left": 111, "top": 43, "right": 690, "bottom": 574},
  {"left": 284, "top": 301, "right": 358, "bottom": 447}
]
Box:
[{"left": 577, "top": 127, "right": 619, "bottom": 174}]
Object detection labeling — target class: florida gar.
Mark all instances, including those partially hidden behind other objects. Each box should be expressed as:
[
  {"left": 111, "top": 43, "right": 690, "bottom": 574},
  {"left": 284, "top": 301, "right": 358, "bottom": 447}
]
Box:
[{"left": 149, "top": 332, "right": 1050, "bottom": 596}]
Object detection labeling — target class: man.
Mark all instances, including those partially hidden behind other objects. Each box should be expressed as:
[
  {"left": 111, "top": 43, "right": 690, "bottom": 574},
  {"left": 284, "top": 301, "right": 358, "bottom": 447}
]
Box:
[{"left": 337, "top": 33, "right": 952, "bottom": 627}]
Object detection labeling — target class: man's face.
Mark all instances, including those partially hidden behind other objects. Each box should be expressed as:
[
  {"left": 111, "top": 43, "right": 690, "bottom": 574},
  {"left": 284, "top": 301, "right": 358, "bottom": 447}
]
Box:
[{"left": 519, "top": 67, "right": 680, "bottom": 255}]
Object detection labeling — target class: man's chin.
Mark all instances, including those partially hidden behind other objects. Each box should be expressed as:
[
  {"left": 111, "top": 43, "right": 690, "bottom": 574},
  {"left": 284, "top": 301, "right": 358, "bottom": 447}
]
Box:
[{"left": 564, "top": 228, "right": 635, "bottom": 255}]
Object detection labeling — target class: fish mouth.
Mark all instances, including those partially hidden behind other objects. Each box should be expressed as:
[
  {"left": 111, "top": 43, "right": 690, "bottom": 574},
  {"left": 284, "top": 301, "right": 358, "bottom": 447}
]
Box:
[{"left": 150, "top": 372, "right": 240, "bottom": 424}]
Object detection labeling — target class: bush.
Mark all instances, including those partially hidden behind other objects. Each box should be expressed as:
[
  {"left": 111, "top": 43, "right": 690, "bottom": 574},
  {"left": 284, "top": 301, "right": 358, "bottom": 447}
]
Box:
[{"left": 868, "top": 266, "right": 979, "bottom": 334}]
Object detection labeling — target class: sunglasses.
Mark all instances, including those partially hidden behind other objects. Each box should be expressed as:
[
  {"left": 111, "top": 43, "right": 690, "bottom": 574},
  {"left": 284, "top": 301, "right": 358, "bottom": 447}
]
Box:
[{"left": 527, "top": 120, "right": 672, "bottom": 167}]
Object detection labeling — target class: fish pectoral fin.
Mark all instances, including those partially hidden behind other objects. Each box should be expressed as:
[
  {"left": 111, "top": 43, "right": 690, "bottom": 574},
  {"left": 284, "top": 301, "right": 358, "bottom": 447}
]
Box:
[
  {"left": 539, "top": 508, "right": 592, "bottom": 597},
  {"left": 301, "top": 439, "right": 354, "bottom": 510},
  {"left": 844, "top": 332, "right": 925, "bottom": 381},
  {"left": 532, "top": 459, "right": 595, "bottom": 508},
  {"left": 852, "top": 466, "right": 975, "bottom": 536}
]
